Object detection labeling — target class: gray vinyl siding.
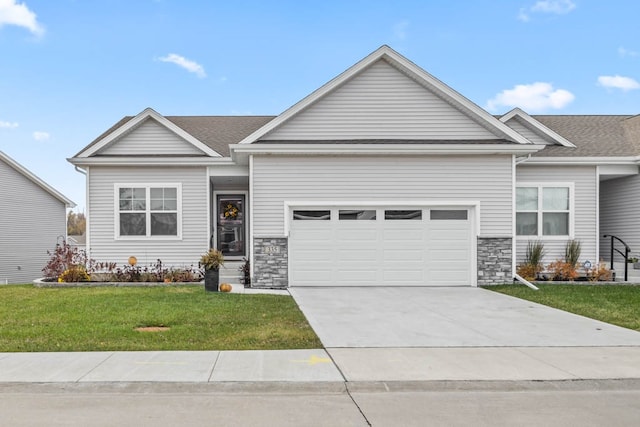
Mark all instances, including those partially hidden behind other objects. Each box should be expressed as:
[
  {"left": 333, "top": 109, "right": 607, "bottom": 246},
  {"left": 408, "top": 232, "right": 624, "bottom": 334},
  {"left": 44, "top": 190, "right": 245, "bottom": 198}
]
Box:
[
  {"left": 0, "top": 160, "right": 67, "bottom": 284},
  {"left": 503, "top": 118, "right": 553, "bottom": 145},
  {"left": 100, "top": 119, "right": 205, "bottom": 156},
  {"left": 88, "top": 166, "right": 208, "bottom": 267},
  {"left": 515, "top": 165, "right": 598, "bottom": 266},
  {"left": 263, "top": 59, "right": 497, "bottom": 141},
  {"left": 600, "top": 174, "right": 640, "bottom": 261},
  {"left": 252, "top": 155, "right": 513, "bottom": 236}
]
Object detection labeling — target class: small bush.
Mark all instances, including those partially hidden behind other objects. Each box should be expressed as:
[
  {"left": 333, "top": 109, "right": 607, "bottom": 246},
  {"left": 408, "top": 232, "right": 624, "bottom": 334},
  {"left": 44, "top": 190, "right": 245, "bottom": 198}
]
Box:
[
  {"left": 516, "top": 264, "right": 538, "bottom": 281},
  {"left": 547, "top": 260, "right": 579, "bottom": 281},
  {"left": 586, "top": 262, "right": 613, "bottom": 282},
  {"left": 564, "top": 240, "right": 582, "bottom": 266},
  {"left": 59, "top": 266, "right": 90, "bottom": 282}
]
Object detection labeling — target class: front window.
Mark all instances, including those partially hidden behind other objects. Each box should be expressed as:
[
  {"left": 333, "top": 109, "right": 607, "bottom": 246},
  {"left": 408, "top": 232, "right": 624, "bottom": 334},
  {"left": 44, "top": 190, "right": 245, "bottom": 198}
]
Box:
[
  {"left": 116, "top": 185, "right": 181, "bottom": 238},
  {"left": 516, "top": 185, "right": 571, "bottom": 237}
]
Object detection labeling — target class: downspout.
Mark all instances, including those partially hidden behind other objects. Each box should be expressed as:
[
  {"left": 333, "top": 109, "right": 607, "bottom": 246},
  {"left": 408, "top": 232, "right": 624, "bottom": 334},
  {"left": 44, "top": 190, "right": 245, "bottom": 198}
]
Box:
[
  {"left": 512, "top": 154, "right": 538, "bottom": 289},
  {"left": 73, "top": 165, "right": 89, "bottom": 259},
  {"left": 515, "top": 154, "right": 531, "bottom": 165}
]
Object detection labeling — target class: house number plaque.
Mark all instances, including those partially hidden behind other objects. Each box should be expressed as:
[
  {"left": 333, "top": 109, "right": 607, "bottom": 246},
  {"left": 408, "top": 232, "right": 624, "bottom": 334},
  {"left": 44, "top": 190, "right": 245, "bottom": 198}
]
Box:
[{"left": 264, "top": 246, "right": 281, "bottom": 254}]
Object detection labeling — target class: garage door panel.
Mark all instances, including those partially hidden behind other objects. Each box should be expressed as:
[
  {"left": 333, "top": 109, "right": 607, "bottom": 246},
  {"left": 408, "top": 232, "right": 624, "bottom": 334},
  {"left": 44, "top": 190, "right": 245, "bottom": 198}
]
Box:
[
  {"left": 382, "top": 229, "right": 424, "bottom": 241},
  {"left": 337, "top": 229, "right": 378, "bottom": 240},
  {"left": 337, "top": 249, "right": 378, "bottom": 261},
  {"left": 383, "top": 249, "right": 422, "bottom": 261},
  {"left": 429, "top": 249, "right": 469, "bottom": 261}
]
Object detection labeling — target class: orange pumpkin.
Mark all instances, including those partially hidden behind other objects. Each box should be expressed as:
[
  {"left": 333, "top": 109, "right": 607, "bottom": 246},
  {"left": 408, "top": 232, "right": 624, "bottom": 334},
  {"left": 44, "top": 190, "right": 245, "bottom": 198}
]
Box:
[{"left": 219, "top": 283, "right": 232, "bottom": 293}]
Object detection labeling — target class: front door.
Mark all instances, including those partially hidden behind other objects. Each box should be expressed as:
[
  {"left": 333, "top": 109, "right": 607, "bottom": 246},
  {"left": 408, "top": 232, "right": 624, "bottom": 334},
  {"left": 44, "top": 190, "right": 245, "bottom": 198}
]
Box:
[{"left": 216, "top": 195, "right": 246, "bottom": 257}]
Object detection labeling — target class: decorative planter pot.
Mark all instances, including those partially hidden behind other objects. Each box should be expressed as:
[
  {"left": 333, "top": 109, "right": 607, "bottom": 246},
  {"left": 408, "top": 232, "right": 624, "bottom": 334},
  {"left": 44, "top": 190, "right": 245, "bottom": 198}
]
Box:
[{"left": 204, "top": 269, "right": 219, "bottom": 292}]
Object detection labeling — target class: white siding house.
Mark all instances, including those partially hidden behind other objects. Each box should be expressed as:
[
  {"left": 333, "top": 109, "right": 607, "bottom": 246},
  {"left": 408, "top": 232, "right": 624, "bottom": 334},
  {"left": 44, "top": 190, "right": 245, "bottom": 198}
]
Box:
[
  {"left": 0, "top": 151, "right": 75, "bottom": 284},
  {"left": 69, "top": 46, "right": 640, "bottom": 287}
]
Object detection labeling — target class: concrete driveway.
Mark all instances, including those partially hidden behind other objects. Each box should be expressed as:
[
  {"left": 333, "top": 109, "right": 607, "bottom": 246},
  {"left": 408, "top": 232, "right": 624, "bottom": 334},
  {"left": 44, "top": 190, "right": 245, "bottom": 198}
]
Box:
[{"left": 289, "top": 287, "right": 640, "bottom": 348}]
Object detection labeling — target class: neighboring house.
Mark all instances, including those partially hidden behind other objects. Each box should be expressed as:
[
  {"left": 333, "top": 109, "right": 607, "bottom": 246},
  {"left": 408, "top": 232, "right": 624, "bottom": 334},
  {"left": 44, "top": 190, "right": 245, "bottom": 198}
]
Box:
[
  {"left": 68, "top": 234, "right": 86, "bottom": 252},
  {"left": 68, "top": 46, "right": 640, "bottom": 288},
  {"left": 1, "top": 151, "right": 75, "bottom": 284}
]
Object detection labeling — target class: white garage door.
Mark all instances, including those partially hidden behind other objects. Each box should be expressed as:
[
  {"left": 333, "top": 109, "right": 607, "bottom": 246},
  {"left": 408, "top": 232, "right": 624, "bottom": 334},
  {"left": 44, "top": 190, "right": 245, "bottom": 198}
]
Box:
[{"left": 289, "top": 207, "right": 474, "bottom": 287}]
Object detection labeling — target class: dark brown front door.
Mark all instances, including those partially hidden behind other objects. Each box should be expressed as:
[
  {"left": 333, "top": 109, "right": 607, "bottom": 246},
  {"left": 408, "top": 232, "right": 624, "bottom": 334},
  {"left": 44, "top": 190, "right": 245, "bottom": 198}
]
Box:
[{"left": 216, "top": 195, "right": 245, "bottom": 257}]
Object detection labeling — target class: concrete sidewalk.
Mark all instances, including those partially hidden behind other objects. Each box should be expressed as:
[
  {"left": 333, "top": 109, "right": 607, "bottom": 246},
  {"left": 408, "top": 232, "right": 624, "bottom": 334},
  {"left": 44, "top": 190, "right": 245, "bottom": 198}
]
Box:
[{"left": 1, "top": 346, "right": 639, "bottom": 385}]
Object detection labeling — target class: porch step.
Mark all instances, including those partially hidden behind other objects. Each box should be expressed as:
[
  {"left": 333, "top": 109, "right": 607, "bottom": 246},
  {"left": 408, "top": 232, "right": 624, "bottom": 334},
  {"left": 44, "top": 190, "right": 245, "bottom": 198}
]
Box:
[
  {"left": 218, "top": 261, "right": 244, "bottom": 285},
  {"left": 611, "top": 262, "right": 640, "bottom": 282}
]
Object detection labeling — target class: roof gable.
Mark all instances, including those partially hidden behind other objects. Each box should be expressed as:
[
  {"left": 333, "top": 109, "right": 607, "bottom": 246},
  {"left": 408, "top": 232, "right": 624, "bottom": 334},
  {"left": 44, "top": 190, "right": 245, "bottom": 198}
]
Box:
[
  {"left": 239, "top": 45, "right": 533, "bottom": 145},
  {"left": 500, "top": 108, "right": 575, "bottom": 148},
  {"left": 75, "top": 108, "right": 221, "bottom": 158},
  {"left": 0, "top": 151, "right": 75, "bottom": 207}
]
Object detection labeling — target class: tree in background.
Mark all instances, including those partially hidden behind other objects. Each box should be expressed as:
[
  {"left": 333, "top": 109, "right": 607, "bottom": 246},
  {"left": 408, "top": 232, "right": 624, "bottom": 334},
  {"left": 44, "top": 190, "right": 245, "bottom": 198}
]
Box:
[{"left": 67, "top": 211, "right": 86, "bottom": 235}]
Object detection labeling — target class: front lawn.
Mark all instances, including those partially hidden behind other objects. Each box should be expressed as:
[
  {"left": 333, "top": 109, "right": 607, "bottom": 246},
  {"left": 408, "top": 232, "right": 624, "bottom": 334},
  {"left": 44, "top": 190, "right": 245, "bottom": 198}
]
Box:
[
  {"left": 0, "top": 285, "right": 321, "bottom": 352},
  {"left": 485, "top": 284, "right": 640, "bottom": 332}
]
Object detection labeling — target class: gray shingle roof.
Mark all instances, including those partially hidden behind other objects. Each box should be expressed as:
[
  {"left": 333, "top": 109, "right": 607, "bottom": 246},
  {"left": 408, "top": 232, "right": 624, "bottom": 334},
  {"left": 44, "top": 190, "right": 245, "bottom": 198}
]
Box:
[
  {"left": 83, "top": 115, "right": 275, "bottom": 158},
  {"left": 166, "top": 116, "right": 275, "bottom": 156},
  {"left": 84, "top": 113, "right": 640, "bottom": 159},
  {"left": 532, "top": 115, "right": 638, "bottom": 157}
]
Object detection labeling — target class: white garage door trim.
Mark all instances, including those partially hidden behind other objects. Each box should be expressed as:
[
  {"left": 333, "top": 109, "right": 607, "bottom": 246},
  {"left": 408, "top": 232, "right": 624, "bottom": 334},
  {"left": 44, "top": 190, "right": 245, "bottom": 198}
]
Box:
[{"left": 285, "top": 201, "right": 480, "bottom": 287}]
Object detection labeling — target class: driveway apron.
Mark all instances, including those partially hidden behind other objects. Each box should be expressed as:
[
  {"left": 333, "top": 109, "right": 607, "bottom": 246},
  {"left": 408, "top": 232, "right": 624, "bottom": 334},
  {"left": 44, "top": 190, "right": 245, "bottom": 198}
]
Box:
[{"left": 289, "top": 287, "right": 640, "bottom": 348}]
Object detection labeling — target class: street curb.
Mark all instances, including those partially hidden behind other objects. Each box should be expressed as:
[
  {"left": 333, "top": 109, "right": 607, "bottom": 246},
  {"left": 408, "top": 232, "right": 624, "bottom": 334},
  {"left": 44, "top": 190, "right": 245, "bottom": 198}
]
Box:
[{"left": 1, "top": 379, "right": 639, "bottom": 394}]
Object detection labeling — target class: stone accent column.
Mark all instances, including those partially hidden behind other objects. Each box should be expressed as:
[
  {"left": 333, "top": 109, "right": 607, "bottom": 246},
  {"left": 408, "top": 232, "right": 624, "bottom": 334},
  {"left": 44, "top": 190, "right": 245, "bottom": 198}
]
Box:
[
  {"left": 477, "top": 237, "right": 512, "bottom": 286},
  {"left": 253, "top": 237, "right": 288, "bottom": 289}
]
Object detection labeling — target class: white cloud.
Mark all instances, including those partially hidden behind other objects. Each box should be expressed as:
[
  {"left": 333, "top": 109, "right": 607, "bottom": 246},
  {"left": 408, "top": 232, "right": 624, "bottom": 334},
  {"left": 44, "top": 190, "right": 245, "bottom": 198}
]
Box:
[
  {"left": 531, "top": 0, "right": 576, "bottom": 14},
  {"left": 393, "top": 20, "right": 409, "bottom": 40},
  {"left": 598, "top": 75, "right": 640, "bottom": 91},
  {"left": 486, "top": 82, "right": 575, "bottom": 112},
  {"left": 158, "top": 53, "right": 206, "bottom": 78},
  {"left": 33, "top": 131, "right": 49, "bottom": 141},
  {"left": 518, "top": 0, "right": 576, "bottom": 21},
  {"left": 618, "top": 47, "right": 638, "bottom": 58},
  {"left": 0, "top": 120, "right": 18, "bottom": 128},
  {"left": 0, "top": 0, "right": 45, "bottom": 36}
]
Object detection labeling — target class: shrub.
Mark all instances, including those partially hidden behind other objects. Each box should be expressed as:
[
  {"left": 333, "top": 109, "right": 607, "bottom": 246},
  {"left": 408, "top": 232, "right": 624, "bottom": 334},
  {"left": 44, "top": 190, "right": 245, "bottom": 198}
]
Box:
[
  {"left": 564, "top": 240, "right": 581, "bottom": 266},
  {"left": 547, "top": 260, "right": 579, "bottom": 281},
  {"left": 59, "top": 266, "right": 90, "bottom": 282},
  {"left": 586, "top": 262, "right": 613, "bottom": 282},
  {"left": 516, "top": 264, "right": 538, "bottom": 281},
  {"left": 516, "top": 241, "right": 546, "bottom": 281},
  {"left": 43, "top": 240, "right": 95, "bottom": 279},
  {"left": 524, "top": 241, "right": 545, "bottom": 267},
  {"left": 239, "top": 257, "right": 251, "bottom": 287}
]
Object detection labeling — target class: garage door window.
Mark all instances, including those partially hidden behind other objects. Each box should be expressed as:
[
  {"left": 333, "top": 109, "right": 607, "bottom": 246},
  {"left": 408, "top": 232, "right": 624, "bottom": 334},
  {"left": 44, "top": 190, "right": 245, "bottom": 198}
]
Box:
[
  {"left": 293, "top": 210, "right": 331, "bottom": 220},
  {"left": 385, "top": 210, "right": 422, "bottom": 220},
  {"left": 430, "top": 210, "right": 468, "bottom": 220},
  {"left": 339, "top": 210, "right": 376, "bottom": 220}
]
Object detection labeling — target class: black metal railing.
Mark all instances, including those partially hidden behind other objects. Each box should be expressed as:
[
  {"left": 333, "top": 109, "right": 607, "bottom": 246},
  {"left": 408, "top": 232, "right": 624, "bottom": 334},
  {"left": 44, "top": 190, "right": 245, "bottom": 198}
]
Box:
[{"left": 603, "top": 234, "right": 631, "bottom": 282}]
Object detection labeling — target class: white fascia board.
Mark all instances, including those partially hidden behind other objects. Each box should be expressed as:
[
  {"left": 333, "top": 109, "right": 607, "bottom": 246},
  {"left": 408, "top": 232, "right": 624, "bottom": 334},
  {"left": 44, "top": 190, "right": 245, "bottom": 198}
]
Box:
[
  {"left": 524, "top": 156, "right": 640, "bottom": 165},
  {"left": 68, "top": 156, "right": 235, "bottom": 167},
  {"left": 231, "top": 143, "right": 546, "bottom": 156},
  {"left": 237, "top": 45, "right": 533, "bottom": 146},
  {"left": 75, "top": 107, "right": 222, "bottom": 158},
  {"left": 500, "top": 108, "right": 576, "bottom": 148},
  {"left": 598, "top": 164, "right": 639, "bottom": 176},
  {"left": 1, "top": 150, "right": 76, "bottom": 208}
]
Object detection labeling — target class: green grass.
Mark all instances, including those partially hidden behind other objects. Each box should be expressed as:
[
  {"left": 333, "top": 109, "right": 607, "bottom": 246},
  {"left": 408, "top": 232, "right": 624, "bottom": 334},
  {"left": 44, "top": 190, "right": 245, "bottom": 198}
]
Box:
[
  {"left": 0, "top": 285, "right": 321, "bottom": 352},
  {"left": 485, "top": 284, "right": 640, "bottom": 332}
]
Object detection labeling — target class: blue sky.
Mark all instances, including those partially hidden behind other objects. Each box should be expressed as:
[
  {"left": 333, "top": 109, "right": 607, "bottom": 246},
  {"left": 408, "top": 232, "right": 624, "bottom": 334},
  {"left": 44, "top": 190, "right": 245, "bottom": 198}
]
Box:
[{"left": 1, "top": 0, "right": 638, "bottom": 211}]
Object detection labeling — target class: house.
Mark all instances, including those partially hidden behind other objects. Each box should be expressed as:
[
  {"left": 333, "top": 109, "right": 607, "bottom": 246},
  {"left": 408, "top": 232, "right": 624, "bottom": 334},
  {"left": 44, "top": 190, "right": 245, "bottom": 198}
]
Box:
[
  {"left": 68, "top": 46, "right": 640, "bottom": 288},
  {"left": 1, "top": 151, "right": 76, "bottom": 284}
]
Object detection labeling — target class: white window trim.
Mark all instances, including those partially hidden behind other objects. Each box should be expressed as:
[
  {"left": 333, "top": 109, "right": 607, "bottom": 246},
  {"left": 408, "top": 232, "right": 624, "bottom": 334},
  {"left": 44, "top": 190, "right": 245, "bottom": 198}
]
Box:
[
  {"left": 515, "top": 182, "right": 574, "bottom": 240},
  {"left": 114, "top": 183, "right": 183, "bottom": 240}
]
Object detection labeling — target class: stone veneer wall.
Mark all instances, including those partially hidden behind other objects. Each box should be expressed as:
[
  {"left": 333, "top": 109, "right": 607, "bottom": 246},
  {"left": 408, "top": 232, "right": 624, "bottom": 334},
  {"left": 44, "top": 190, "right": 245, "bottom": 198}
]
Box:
[
  {"left": 253, "top": 237, "right": 288, "bottom": 289},
  {"left": 477, "top": 237, "right": 512, "bottom": 286}
]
